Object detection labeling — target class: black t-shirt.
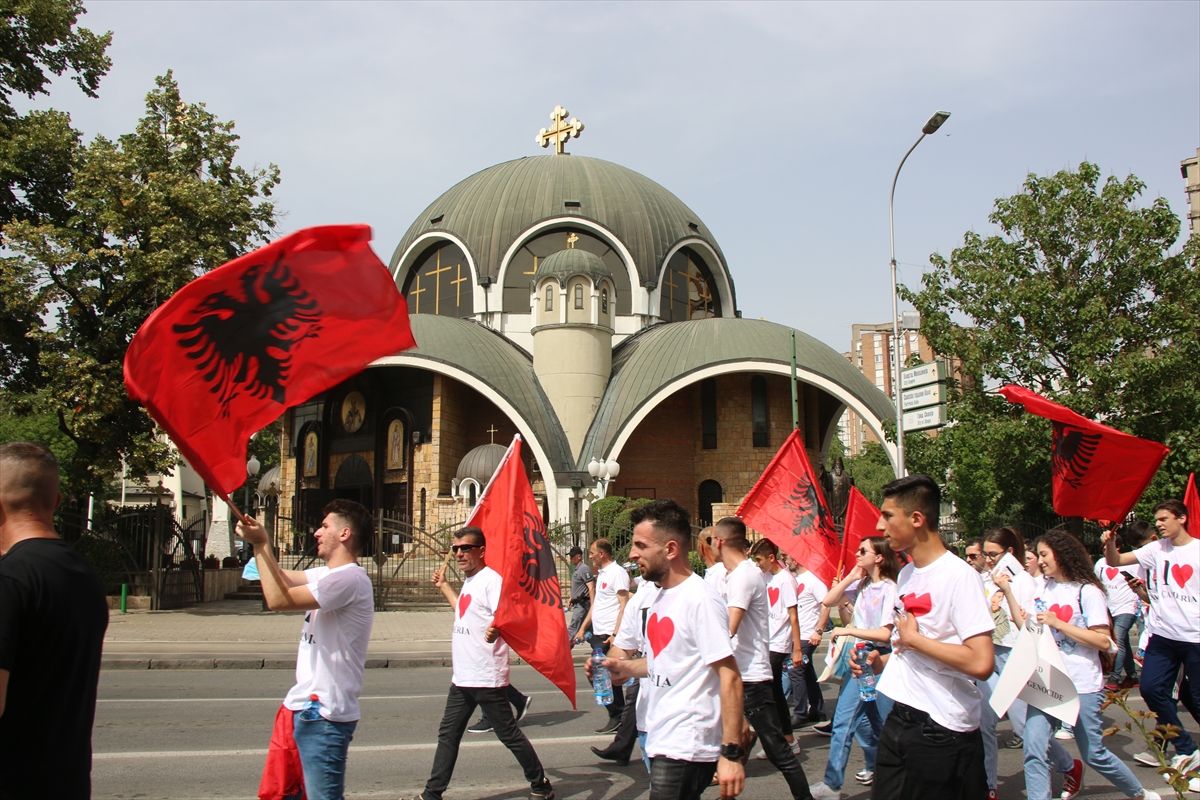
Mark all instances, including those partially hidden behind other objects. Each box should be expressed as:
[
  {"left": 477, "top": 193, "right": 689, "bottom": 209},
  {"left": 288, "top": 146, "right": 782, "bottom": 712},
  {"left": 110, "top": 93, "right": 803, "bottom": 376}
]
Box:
[{"left": 0, "top": 538, "right": 108, "bottom": 799}]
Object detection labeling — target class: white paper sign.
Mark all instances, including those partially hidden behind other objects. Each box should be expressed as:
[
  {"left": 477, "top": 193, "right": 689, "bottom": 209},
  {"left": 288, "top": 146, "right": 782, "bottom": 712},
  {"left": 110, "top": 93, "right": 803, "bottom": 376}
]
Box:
[{"left": 989, "top": 622, "right": 1080, "bottom": 725}]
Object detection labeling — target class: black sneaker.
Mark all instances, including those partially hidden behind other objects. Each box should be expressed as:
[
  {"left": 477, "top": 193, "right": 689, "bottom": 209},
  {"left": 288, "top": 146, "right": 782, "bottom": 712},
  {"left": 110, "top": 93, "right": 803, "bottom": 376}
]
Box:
[
  {"left": 514, "top": 694, "right": 533, "bottom": 722},
  {"left": 1005, "top": 735, "right": 1024, "bottom": 749},
  {"left": 467, "top": 717, "right": 493, "bottom": 734},
  {"left": 529, "top": 783, "right": 555, "bottom": 800},
  {"left": 594, "top": 717, "right": 621, "bottom": 735},
  {"left": 812, "top": 721, "right": 833, "bottom": 737}
]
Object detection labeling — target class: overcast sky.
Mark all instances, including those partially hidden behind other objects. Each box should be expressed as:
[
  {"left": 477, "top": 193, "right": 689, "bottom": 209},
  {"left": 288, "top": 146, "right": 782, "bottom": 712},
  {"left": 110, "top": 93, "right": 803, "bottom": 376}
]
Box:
[{"left": 22, "top": 1, "right": 1200, "bottom": 354}]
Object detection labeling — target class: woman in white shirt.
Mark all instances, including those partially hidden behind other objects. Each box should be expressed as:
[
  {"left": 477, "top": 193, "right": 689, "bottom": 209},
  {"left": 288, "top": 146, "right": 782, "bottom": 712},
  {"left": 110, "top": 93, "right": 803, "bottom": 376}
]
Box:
[{"left": 1024, "top": 529, "right": 1160, "bottom": 800}]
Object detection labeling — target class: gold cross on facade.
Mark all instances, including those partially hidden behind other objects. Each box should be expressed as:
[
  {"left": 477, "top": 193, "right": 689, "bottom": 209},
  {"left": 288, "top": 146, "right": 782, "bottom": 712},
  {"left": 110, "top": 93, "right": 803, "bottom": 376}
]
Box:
[
  {"left": 450, "top": 263, "right": 469, "bottom": 307},
  {"left": 523, "top": 255, "right": 539, "bottom": 276},
  {"left": 487, "top": 424, "right": 498, "bottom": 444},
  {"left": 424, "top": 250, "right": 453, "bottom": 315},
  {"left": 566, "top": 232, "right": 579, "bottom": 249},
  {"left": 409, "top": 273, "right": 425, "bottom": 313},
  {"left": 537, "top": 105, "right": 584, "bottom": 155}
]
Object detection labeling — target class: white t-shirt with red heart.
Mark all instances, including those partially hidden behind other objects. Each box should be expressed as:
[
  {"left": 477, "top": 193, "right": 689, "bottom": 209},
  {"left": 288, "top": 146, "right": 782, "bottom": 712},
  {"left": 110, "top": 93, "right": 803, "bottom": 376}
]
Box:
[
  {"left": 1093, "top": 557, "right": 1142, "bottom": 618},
  {"left": 1033, "top": 578, "right": 1109, "bottom": 694},
  {"left": 613, "top": 582, "right": 662, "bottom": 729},
  {"left": 764, "top": 568, "right": 798, "bottom": 652},
  {"left": 723, "top": 559, "right": 773, "bottom": 683},
  {"left": 793, "top": 570, "right": 828, "bottom": 643},
  {"left": 878, "top": 550, "right": 995, "bottom": 732},
  {"left": 615, "top": 572, "right": 732, "bottom": 762},
  {"left": 1134, "top": 537, "right": 1200, "bottom": 644},
  {"left": 592, "top": 561, "right": 631, "bottom": 636},
  {"left": 450, "top": 566, "right": 510, "bottom": 688}
]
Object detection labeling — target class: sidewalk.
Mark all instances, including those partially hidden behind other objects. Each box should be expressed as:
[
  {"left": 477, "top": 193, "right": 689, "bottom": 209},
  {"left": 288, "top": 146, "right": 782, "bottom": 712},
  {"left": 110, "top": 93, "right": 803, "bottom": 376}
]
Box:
[{"left": 102, "top": 599, "right": 595, "bottom": 670}]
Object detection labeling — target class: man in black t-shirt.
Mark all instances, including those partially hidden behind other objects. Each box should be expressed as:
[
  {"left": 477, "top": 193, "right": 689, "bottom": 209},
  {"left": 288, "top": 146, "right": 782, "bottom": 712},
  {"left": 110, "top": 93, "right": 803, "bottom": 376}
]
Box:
[{"left": 0, "top": 441, "right": 109, "bottom": 800}]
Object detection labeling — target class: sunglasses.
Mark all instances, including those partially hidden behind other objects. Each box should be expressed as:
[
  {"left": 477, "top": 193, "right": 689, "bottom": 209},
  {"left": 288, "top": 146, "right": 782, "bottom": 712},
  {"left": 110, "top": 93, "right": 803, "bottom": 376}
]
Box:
[
  {"left": 451, "top": 544, "right": 481, "bottom": 554},
  {"left": 965, "top": 553, "right": 982, "bottom": 560},
  {"left": 857, "top": 548, "right": 873, "bottom": 555}
]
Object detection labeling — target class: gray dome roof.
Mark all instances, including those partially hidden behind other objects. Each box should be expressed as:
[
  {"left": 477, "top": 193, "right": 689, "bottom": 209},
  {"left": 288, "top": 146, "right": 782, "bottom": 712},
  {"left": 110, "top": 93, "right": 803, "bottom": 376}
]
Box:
[
  {"left": 535, "top": 248, "right": 611, "bottom": 285},
  {"left": 455, "top": 443, "right": 508, "bottom": 486},
  {"left": 390, "top": 155, "right": 729, "bottom": 291}
]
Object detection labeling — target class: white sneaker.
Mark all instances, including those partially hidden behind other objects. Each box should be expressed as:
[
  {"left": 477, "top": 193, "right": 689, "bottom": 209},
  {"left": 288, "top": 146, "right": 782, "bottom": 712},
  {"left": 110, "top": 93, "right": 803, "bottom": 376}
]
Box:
[
  {"left": 1134, "top": 751, "right": 1160, "bottom": 767},
  {"left": 751, "top": 747, "right": 768, "bottom": 760},
  {"left": 1138, "top": 790, "right": 1162, "bottom": 800},
  {"left": 809, "top": 782, "right": 842, "bottom": 800},
  {"left": 854, "top": 769, "right": 874, "bottom": 785},
  {"left": 790, "top": 739, "right": 802, "bottom": 755},
  {"left": 1172, "top": 752, "right": 1200, "bottom": 775},
  {"left": 1054, "top": 727, "right": 1075, "bottom": 740}
]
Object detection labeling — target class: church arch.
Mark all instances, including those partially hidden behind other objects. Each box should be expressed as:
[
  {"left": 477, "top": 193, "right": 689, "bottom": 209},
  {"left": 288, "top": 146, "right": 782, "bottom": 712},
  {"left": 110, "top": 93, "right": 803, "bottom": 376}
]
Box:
[
  {"left": 334, "top": 454, "right": 373, "bottom": 509},
  {"left": 698, "top": 479, "right": 723, "bottom": 526},
  {"left": 399, "top": 239, "right": 476, "bottom": 318},
  {"left": 654, "top": 238, "right": 736, "bottom": 319}
]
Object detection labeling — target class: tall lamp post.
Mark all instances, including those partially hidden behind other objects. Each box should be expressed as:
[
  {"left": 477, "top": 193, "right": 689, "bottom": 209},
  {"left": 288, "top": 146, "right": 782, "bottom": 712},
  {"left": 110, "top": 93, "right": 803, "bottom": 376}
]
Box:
[
  {"left": 889, "top": 110, "right": 950, "bottom": 478},
  {"left": 245, "top": 455, "right": 260, "bottom": 515}
]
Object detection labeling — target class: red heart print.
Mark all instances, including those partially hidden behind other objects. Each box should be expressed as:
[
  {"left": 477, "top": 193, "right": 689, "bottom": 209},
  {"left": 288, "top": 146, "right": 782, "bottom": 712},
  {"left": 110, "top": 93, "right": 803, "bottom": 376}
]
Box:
[
  {"left": 601, "top": 582, "right": 608, "bottom": 590},
  {"left": 1105, "top": 567, "right": 1119, "bottom": 581},
  {"left": 458, "top": 594, "right": 472, "bottom": 618},
  {"left": 797, "top": 584, "right": 806, "bottom": 596},
  {"left": 768, "top": 587, "right": 780, "bottom": 606},
  {"left": 1048, "top": 604, "right": 1074, "bottom": 623},
  {"left": 647, "top": 613, "right": 675, "bottom": 657},
  {"left": 902, "top": 593, "right": 932, "bottom": 617},
  {"left": 1171, "top": 564, "right": 1194, "bottom": 588}
]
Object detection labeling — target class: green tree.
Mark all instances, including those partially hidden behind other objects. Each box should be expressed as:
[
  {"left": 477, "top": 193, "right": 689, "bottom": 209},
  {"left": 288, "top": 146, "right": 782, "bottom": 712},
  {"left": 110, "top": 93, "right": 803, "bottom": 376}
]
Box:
[
  {"left": 904, "top": 162, "right": 1200, "bottom": 532},
  {"left": 0, "top": 71, "right": 280, "bottom": 500},
  {"left": 844, "top": 441, "right": 895, "bottom": 508}
]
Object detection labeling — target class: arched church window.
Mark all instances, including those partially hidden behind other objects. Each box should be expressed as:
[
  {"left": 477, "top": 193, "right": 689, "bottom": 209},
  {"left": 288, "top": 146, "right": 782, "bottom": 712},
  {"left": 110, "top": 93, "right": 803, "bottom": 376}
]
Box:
[
  {"left": 601, "top": 288, "right": 609, "bottom": 314},
  {"left": 698, "top": 479, "right": 723, "bottom": 526},
  {"left": 701, "top": 378, "right": 718, "bottom": 450},
  {"left": 659, "top": 249, "right": 721, "bottom": 322},
  {"left": 574, "top": 283, "right": 584, "bottom": 309},
  {"left": 545, "top": 285, "right": 553, "bottom": 311},
  {"left": 751, "top": 376, "right": 769, "bottom": 448},
  {"left": 403, "top": 242, "right": 474, "bottom": 319},
  {"left": 504, "top": 229, "right": 631, "bottom": 315}
]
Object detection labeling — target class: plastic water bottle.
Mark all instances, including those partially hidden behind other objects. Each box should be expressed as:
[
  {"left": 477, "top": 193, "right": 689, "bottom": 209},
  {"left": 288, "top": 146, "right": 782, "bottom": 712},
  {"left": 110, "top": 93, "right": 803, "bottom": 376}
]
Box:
[
  {"left": 855, "top": 643, "right": 877, "bottom": 702},
  {"left": 592, "top": 647, "right": 614, "bottom": 706},
  {"left": 299, "top": 694, "right": 322, "bottom": 721},
  {"left": 802, "top": 652, "right": 811, "bottom": 667},
  {"left": 1033, "top": 599, "right": 1047, "bottom": 633}
]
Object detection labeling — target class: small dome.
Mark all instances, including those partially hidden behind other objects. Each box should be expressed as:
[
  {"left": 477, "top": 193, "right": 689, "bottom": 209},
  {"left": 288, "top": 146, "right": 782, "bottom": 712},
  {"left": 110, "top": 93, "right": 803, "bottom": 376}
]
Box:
[
  {"left": 455, "top": 443, "right": 508, "bottom": 486},
  {"left": 535, "top": 248, "right": 611, "bottom": 286}
]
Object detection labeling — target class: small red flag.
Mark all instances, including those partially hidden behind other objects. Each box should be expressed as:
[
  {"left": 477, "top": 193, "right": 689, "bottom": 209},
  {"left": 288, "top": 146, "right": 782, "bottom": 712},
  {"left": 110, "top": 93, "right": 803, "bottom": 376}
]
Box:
[
  {"left": 837, "top": 486, "right": 881, "bottom": 581},
  {"left": 467, "top": 435, "right": 576, "bottom": 708},
  {"left": 124, "top": 225, "right": 416, "bottom": 501},
  {"left": 998, "top": 385, "right": 1169, "bottom": 522},
  {"left": 737, "top": 429, "right": 841, "bottom": 588},
  {"left": 1185, "top": 473, "right": 1199, "bottom": 535}
]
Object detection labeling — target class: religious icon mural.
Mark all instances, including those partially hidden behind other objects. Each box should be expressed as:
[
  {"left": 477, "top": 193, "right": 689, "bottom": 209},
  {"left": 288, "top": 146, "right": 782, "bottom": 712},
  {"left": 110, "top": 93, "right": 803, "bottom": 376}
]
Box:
[
  {"left": 303, "top": 431, "right": 319, "bottom": 477},
  {"left": 341, "top": 391, "right": 365, "bottom": 433},
  {"left": 387, "top": 419, "right": 406, "bottom": 470}
]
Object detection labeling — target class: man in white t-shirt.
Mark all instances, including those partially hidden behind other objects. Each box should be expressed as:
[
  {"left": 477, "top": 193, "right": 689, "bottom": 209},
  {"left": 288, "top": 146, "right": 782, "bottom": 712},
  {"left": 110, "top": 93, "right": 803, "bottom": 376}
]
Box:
[
  {"left": 1094, "top": 540, "right": 1144, "bottom": 690},
  {"left": 858, "top": 475, "right": 995, "bottom": 800},
  {"left": 1105, "top": 499, "right": 1200, "bottom": 772},
  {"left": 405, "top": 526, "right": 553, "bottom": 800},
  {"left": 577, "top": 537, "right": 630, "bottom": 733},
  {"left": 716, "top": 518, "right": 813, "bottom": 799},
  {"left": 238, "top": 500, "right": 375, "bottom": 800},
  {"left": 604, "top": 500, "right": 746, "bottom": 800},
  {"left": 593, "top": 579, "right": 662, "bottom": 770}
]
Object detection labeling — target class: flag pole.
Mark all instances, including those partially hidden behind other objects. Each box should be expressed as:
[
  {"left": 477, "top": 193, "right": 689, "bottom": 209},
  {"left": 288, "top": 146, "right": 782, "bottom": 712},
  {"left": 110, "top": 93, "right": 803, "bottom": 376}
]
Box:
[{"left": 790, "top": 330, "right": 799, "bottom": 430}]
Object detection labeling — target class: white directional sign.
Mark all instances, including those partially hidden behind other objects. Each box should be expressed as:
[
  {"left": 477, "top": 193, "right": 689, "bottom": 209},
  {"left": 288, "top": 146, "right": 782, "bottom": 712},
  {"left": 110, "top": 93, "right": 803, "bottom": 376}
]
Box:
[
  {"left": 901, "top": 361, "right": 944, "bottom": 390},
  {"left": 902, "top": 405, "right": 944, "bottom": 432},
  {"left": 901, "top": 382, "right": 943, "bottom": 411}
]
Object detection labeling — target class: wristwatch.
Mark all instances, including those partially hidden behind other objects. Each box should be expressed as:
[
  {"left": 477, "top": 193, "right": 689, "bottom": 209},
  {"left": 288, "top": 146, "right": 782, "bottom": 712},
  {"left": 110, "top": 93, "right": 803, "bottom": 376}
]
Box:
[{"left": 719, "top": 742, "right": 745, "bottom": 761}]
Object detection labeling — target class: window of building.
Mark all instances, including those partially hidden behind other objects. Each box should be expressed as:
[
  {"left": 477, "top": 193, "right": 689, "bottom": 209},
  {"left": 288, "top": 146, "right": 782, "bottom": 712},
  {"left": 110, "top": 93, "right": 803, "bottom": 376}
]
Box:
[
  {"left": 751, "top": 376, "right": 769, "bottom": 448},
  {"left": 574, "top": 283, "right": 584, "bottom": 309},
  {"left": 875, "top": 354, "right": 883, "bottom": 363},
  {"left": 701, "top": 378, "right": 718, "bottom": 450},
  {"left": 659, "top": 248, "right": 722, "bottom": 322},
  {"left": 545, "top": 285, "right": 553, "bottom": 311},
  {"left": 601, "top": 288, "right": 608, "bottom": 313}
]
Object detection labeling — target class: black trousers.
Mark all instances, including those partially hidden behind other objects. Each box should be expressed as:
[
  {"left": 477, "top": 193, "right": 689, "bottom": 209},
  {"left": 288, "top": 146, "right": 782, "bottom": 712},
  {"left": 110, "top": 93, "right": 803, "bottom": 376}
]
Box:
[
  {"left": 587, "top": 638, "right": 625, "bottom": 720},
  {"left": 787, "top": 643, "right": 825, "bottom": 721},
  {"left": 605, "top": 678, "right": 640, "bottom": 759},
  {"left": 423, "top": 684, "right": 548, "bottom": 800},
  {"left": 871, "top": 701, "right": 987, "bottom": 800},
  {"left": 475, "top": 684, "right": 527, "bottom": 724},
  {"left": 744, "top": 679, "right": 813, "bottom": 800},
  {"left": 648, "top": 757, "right": 717, "bottom": 800},
  {"left": 769, "top": 650, "right": 795, "bottom": 735}
]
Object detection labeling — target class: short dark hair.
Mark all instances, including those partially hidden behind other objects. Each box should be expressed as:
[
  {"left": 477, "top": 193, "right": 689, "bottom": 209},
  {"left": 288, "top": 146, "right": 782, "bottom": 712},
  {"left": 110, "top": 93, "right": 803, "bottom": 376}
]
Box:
[
  {"left": 749, "top": 538, "right": 778, "bottom": 558},
  {"left": 880, "top": 474, "right": 940, "bottom": 530},
  {"left": 1127, "top": 520, "right": 1157, "bottom": 547},
  {"left": 714, "top": 517, "right": 748, "bottom": 550},
  {"left": 568, "top": 546, "right": 583, "bottom": 557},
  {"left": 322, "top": 499, "right": 373, "bottom": 553},
  {"left": 1154, "top": 499, "right": 1188, "bottom": 529},
  {"left": 629, "top": 498, "right": 692, "bottom": 549},
  {"left": 592, "top": 538, "right": 613, "bottom": 557},
  {"left": 454, "top": 526, "right": 486, "bottom": 547},
  {"left": 964, "top": 537, "right": 983, "bottom": 552},
  {"left": 0, "top": 441, "right": 61, "bottom": 514}
]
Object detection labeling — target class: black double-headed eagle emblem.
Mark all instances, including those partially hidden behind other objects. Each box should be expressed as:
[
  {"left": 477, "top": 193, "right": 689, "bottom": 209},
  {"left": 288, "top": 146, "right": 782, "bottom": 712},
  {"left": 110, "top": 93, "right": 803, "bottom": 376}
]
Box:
[
  {"left": 786, "top": 474, "right": 838, "bottom": 547},
  {"left": 519, "top": 511, "right": 561, "bottom": 607},
  {"left": 1051, "top": 422, "right": 1102, "bottom": 489},
  {"left": 172, "top": 256, "right": 323, "bottom": 415}
]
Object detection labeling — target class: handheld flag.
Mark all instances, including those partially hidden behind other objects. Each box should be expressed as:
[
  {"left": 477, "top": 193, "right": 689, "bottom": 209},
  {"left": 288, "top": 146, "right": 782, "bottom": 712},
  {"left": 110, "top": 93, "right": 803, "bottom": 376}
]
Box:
[
  {"left": 1186, "top": 473, "right": 1199, "bottom": 534},
  {"left": 998, "top": 385, "right": 1168, "bottom": 522},
  {"left": 738, "top": 429, "right": 841, "bottom": 588},
  {"left": 124, "top": 225, "right": 416, "bottom": 505},
  {"left": 467, "top": 435, "right": 576, "bottom": 707},
  {"left": 837, "top": 486, "right": 880, "bottom": 581}
]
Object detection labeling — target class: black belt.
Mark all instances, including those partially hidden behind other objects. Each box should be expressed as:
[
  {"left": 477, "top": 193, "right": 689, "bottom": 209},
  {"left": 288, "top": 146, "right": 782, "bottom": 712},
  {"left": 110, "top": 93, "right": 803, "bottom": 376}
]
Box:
[{"left": 891, "top": 702, "right": 973, "bottom": 739}]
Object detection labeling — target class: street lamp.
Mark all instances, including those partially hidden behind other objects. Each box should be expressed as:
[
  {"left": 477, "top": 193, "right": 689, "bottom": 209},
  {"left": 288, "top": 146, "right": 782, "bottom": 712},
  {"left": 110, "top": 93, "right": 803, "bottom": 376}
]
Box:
[
  {"left": 245, "top": 455, "right": 261, "bottom": 514},
  {"left": 586, "top": 456, "right": 620, "bottom": 500},
  {"left": 889, "top": 109, "right": 950, "bottom": 478}
]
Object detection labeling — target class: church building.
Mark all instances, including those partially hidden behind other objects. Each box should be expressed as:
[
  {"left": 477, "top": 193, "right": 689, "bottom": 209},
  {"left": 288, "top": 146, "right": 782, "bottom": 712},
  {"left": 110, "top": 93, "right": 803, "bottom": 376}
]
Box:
[{"left": 275, "top": 107, "right": 893, "bottom": 532}]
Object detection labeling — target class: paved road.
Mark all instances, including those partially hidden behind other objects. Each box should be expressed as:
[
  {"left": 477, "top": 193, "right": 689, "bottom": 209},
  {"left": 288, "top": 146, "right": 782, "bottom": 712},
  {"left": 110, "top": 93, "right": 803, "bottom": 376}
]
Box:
[{"left": 93, "top": 667, "right": 1180, "bottom": 800}]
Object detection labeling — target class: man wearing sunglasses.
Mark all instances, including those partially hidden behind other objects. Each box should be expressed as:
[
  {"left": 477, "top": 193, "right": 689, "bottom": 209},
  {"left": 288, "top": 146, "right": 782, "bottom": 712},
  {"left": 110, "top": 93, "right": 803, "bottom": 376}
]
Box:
[{"left": 404, "top": 526, "right": 554, "bottom": 800}]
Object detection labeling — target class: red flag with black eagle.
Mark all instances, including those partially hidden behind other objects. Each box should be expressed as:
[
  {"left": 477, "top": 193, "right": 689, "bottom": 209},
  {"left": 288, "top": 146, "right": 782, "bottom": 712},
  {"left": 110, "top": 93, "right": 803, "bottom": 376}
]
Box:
[
  {"left": 466, "top": 435, "right": 576, "bottom": 708},
  {"left": 998, "top": 385, "right": 1169, "bottom": 522},
  {"left": 1185, "top": 473, "right": 1199, "bottom": 534},
  {"left": 837, "top": 486, "right": 881, "bottom": 581},
  {"left": 737, "top": 428, "right": 841, "bottom": 589},
  {"left": 124, "top": 225, "right": 416, "bottom": 502}
]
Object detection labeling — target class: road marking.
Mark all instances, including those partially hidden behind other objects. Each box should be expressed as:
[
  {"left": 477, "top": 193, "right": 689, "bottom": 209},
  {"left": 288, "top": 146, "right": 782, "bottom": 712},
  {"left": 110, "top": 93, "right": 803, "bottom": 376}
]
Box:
[
  {"left": 94, "top": 734, "right": 605, "bottom": 760},
  {"left": 97, "top": 690, "right": 569, "bottom": 703}
]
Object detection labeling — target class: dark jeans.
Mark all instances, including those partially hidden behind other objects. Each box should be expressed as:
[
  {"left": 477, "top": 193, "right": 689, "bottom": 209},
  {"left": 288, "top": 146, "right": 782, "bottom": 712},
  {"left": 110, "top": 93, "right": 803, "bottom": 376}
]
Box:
[
  {"left": 744, "top": 680, "right": 813, "bottom": 800},
  {"left": 786, "top": 644, "right": 825, "bottom": 721},
  {"left": 769, "top": 651, "right": 795, "bottom": 736},
  {"left": 587, "top": 638, "right": 625, "bottom": 720},
  {"left": 422, "top": 684, "right": 549, "bottom": 800},
  {"left": 475, "top": 684, "right": 527, "bottom": 724},
  {"left": 648, "top": 757, "right": 717, "bottom": 800},
  {"left": 1140, "top": 635, "right": 1200, "bottom": 756},
  {"left": 605, "top": 679, "right": 640, "bottom": 760},
  {"left": 871, "top": 702, "right": 987, "bottom": 800},
  {"left": 1109, "top": 613, "right": 1138, "bottom": 681}
]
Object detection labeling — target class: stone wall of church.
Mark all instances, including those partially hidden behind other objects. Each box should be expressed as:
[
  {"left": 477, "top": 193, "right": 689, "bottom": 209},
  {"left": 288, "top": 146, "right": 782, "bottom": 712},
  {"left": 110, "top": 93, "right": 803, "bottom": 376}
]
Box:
[{"left": 609, "top": 388, "right": 695, "bottom": 507}]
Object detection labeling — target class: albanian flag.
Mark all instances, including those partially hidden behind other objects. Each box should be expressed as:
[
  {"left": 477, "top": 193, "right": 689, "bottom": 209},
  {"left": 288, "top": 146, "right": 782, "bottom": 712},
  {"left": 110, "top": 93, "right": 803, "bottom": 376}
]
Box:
[
  {"left": 837, "top": 486, "right": 880, "bottom": 581},
  {"left": 738, "top": 428, "right": 841, "bottom": 588},
  {"left": 124, "top": 225, "right": 416, "bottom": 502},
  {"left": 998, "top": 385, "right": 1169, "bottom": 522},
  {"left": 1186, "top": 474, "right": 1199, "bottom": 534},
  {"left": 467, "top": 435, "right": 576, "bottom": 708}
]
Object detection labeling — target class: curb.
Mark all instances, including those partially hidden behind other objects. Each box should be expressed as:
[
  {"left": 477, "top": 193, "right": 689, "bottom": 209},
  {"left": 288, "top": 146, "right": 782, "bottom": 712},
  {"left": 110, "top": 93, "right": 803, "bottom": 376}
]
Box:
[{"left": 102, "top": 654, "right": 593, "bottom": 671}]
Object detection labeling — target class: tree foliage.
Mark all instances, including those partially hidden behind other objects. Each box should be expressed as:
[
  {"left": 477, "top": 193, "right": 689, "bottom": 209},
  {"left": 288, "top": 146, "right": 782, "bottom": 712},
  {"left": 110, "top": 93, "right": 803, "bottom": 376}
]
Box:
[
  {"left": 0, "top": 71, "right": 280, "bottom": 499},
  {"left": 903, "top": 162, "right": 1200, "bottom": 532}
]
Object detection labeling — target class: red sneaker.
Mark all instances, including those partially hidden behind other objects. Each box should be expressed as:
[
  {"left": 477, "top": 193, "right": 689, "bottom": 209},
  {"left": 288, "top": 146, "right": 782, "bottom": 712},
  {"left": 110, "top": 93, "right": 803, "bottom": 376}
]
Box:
[
  {"left": 1062, "top": 759, "right": 1085, "bottom": 799},
  {"left": 987, "top": 790, "right": 998, "bottom": 800}
]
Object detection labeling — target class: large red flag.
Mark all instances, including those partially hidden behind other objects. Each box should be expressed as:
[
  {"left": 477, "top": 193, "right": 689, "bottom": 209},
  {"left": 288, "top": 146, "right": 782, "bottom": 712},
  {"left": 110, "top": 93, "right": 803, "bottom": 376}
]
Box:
[
  {"left": 467, "top": 435, "right": 576, "bottom": 708},
  {"left": 738, "top": 429, "right": 841, "bottom": 588},
  {"left": 837, "top": 486, "right": 880, "bottom": 582},
  {"left": 124, "top": 225, "right": 416, "bottom": 502},
  {"left": 998, "top": 385, "right": 1169, "bottom": 522},
  {"left": 1185, "top": 473, "right": 1199, "bottom": 535}
]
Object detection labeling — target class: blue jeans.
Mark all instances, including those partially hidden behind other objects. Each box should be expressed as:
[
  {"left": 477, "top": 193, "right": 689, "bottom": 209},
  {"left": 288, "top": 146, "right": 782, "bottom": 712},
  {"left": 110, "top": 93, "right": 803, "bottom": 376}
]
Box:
[
  {"left": 823, "top": 674, "right": 892, "bottom": 789},
  {"left": 979, "top": 644, "right": 1027, "bottom": 790},
  {"left": 638, "top": 731, "right": 650, "bottom": 773},
  {"left": 1140, "top": 634, "right": 1200, "bottom": 756},
  {"left": 290, "top": 712, "right": 357, "bottom": 800},
  {"left": 1110, "top": 613, "right": 1138, "bottom": 681},
  {"left": 1023, "top": 692, "right": 1145, "bottom": 800}
]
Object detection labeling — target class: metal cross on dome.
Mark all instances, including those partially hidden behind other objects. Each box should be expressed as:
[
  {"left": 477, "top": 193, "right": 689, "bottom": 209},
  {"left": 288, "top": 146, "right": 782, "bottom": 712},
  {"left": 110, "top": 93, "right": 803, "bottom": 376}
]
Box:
[{"left": 537, "top": 105, "right": 584, "bottom": 155}]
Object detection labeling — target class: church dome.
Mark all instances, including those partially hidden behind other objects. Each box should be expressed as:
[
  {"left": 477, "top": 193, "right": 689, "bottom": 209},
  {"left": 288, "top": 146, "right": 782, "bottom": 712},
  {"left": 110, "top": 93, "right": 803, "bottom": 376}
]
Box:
[
  {"left": 455, "top": 443, "right": 508, "bottom": 486},
  {"left": 391, "top": 155, "right": 728, "bottom": 291},
  {"left": 535, "top": 248, "right": 612, "bottom": 286}
]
